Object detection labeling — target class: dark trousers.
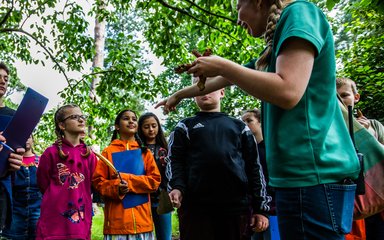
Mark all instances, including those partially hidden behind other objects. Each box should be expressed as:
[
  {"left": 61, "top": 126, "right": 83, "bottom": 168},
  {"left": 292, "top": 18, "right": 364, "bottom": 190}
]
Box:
[
  {"left": 178, "top": 206, "right": 251, "bottom": 240},
  {"left": 365, "top": 212, "right": 384, "bottom": 240},
  {"left": 0, "top": 185, "right": 8, "bottom": 231}
]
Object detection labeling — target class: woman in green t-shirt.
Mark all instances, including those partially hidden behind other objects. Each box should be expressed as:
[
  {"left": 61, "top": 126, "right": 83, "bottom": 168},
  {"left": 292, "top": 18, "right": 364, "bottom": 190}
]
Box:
[{"left": 156, "top": 0, "right": 360, "bottom": 239}]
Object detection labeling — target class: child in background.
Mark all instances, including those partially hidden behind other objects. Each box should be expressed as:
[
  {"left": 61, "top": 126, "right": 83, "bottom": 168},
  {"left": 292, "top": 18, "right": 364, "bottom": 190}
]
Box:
[
  {"left": 92, "top": 109, "right": 160, "bottom": 240},
  {"left": 36, "top": 104, "right": 97, "bottom": 240},
  {"left": 2, "top": 135, "right": 42, "bottom": 240},
  {"left": 336, "top": 77, "right": 384, "bottom": 144},
  {"left": 167, "top": 78, "right": 270, "bottom": 240},
  {"left": 138, "top": 112, "right": 172, "bottom": 240},
  {"left": 337, "top": 77, "right": 384, "bottom": 240},
  {"left": 242, "top": 109, "right": 280, "bottom": 240}
]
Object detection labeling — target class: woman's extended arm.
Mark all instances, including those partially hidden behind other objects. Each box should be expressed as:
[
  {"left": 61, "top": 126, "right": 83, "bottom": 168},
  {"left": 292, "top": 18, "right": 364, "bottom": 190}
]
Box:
[
  {"left": 157, "top": 37, "right": 315, "bottom": 112},
  {"left": 189, "top": 38, "right": 315, "bottom": 109},
  {"left": 155, "top": 76, "right": 231, "bottom": 113}
]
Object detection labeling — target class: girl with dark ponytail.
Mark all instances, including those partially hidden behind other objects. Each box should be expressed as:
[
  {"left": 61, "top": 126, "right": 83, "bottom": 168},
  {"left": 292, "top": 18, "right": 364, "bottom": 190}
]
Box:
[
  {"left": 92, "top": 109, "right": 160, "bottom": 239},
  {"left": 157, "top": 0, "right": 360, "bottom": 239},
  {"left": 138, "top": 112, "right": 172, "bottom": 240},
  {"left": 36, "top": 104, "right": 97, "bottom": 239}
]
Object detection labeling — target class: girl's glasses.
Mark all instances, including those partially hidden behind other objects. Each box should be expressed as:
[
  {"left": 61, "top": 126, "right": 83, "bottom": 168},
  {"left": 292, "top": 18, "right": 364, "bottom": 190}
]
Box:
[{"left": 62, "top": 114, "right": 87, "bottom": 122}]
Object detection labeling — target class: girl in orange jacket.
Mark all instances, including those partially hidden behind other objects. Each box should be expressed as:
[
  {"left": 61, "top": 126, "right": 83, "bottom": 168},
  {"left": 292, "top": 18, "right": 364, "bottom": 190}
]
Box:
[{"left": 92, "top": 109, "right": 161, "bottom": 239}]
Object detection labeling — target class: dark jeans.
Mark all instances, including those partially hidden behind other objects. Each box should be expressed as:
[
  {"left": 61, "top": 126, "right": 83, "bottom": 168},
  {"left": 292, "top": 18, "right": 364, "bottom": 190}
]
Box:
[
  {"left": 275, "top": 183, "right": 356, "bottom": 240},
  {"left": 177, "top": 206, "right": 250, "bottom": 240},
  {"left": 0, "top": 185, "right": 7, "bottom": 231},
  {"left": 2, "top": 191, "right": 41, "bottom": 240}
]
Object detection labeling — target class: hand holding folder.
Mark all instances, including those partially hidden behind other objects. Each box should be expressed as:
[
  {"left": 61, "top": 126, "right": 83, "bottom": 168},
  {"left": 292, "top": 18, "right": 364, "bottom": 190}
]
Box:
[
  {"left": 0, "top": 88, "right": 48, "bottom": 176},
  {"left": 118, "top": 180, "right": 129, "bottom": 195}
]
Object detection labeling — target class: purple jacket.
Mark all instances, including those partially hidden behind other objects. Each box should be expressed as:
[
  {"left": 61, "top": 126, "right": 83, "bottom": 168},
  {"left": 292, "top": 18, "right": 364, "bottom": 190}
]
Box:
[{"left": 36, "top": 139, "right": 97, "bottom": 240}]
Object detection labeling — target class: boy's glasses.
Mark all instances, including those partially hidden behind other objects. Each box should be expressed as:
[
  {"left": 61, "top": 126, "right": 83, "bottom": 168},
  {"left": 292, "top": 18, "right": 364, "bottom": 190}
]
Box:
[{"left": 62, "top": 114, "right": 87, "bottom": 122}]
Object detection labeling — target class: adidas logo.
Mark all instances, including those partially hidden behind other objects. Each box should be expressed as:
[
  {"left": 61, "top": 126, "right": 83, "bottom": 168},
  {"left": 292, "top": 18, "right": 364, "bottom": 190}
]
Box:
[{"left": 193, "top": 123, "right": 204, "bottom": 129}]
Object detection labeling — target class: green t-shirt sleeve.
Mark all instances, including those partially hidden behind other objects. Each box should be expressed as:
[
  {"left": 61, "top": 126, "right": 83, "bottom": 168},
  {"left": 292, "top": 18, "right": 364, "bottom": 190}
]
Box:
[
  {"left": 274, "top": 1, "right": 330, "bottom": 57},
  {"left": 243, "top": 58, "right": 257, "bottom": 70}
]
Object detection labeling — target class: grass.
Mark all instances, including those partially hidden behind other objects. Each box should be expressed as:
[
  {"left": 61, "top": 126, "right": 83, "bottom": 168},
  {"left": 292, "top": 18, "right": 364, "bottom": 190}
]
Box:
[
  {"left": 91, "top": 207, "right": 180, "bottom": 239},
  {"left": 171, "top": 211, "right": 180, "bottom": 239},
  {"left": 91, "top": 207, "right": 104, "bottom": 240}
]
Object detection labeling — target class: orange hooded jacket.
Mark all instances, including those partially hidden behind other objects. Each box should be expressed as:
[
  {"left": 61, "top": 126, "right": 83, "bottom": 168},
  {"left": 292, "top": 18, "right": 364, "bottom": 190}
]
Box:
[{"left": 92, "top": 139, "right": 161, "bottom": 235}]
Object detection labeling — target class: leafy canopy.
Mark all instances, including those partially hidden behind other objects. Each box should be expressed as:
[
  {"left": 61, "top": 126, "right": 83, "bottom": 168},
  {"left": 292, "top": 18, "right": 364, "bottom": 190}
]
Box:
[{"left": 1, "top": 0, "right": 383, "bottom": 152}]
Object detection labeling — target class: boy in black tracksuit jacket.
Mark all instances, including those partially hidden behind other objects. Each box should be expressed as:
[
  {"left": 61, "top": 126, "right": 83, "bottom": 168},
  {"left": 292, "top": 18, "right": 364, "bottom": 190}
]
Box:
[{"left": 166, "top": 82, "right": 271, "bottom": 240}]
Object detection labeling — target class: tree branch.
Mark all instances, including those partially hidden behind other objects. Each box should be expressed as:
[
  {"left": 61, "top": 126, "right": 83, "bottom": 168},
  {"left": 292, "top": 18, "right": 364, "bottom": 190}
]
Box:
[
  {"left": 144, "top": 0, "right": 154, "bottom": 8},
  {"left": 0, "top": 28, "right": 75, "bottom": 94},
  {"left": 183, "top": 0, "right": 236, "bottom": 24},
  {"left": 20, "top": 0, "right": 53, "bottom": 28},
  {"left": 75, "top": 69, "right": 125, "bottom": 103},
  {"left": 62, "top": 0, "right": 71, "bottom": 21},
  {"left": 0, "top": 0, "right": 14, "bottom": 27},
  {"left": 155, "top": 0, "right": 240, "bottom": 42},
  {"left": 20, "top": 15, "right": 31, "bottom": 29}
]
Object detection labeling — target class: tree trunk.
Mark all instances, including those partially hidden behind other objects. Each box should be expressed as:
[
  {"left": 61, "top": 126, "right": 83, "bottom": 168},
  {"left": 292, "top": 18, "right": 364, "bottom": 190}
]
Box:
[
  {"left": 89, "top": 10, "right": 106, "bottom": 139},
  {"left": 90, "top": 17, "right": 106, "bottom": 102}
]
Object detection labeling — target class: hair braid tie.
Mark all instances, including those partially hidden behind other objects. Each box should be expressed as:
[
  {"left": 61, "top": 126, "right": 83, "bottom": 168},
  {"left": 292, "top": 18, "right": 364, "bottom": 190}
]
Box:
[
  {"left": 58, "top": 138, "right": 69, "bottom": 160},
  {"left": 81, "top": 144, "right": 91, "bottom": 157}
]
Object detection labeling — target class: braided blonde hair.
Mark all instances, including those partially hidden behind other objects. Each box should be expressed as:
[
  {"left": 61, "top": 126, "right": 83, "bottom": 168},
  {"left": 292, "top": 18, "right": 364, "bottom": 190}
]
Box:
[{"left": 256, "top": 0, "right": 294, "bottom": 70}]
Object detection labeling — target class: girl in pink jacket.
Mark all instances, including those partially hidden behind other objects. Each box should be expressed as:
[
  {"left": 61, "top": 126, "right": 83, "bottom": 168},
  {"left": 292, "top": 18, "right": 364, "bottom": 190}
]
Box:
[{"left": 36, "top": 104, "right": 97, "bottom": 240}]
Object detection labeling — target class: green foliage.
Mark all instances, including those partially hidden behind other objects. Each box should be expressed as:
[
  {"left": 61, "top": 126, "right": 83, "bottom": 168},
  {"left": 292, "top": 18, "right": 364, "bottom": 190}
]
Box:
[
  {"left": 0, "top": 1, "right": 162, "bottom": 149},
  {"left": 326, "top": 0, "right": 384, "bottom": 13},
  {"left": 136, "top": 0, "right": 265, "bottom": 128},
  {"left": 222, "top": 87, "right": 260, "bottom": 117},
  {"left": 137, "top": 0, "right": 263, "bottom": 66},
  {"left": 0, "top": 0, "right": 94, "bottom": 75},
  {"left": 33, "top": 109, "right": 56, "bottom": 154},
  {"left": 335, "top": 1, "right": 384, "bottom": 121},
  {"left": 2, "top": 0, "right": 383, "bottom": 146}
]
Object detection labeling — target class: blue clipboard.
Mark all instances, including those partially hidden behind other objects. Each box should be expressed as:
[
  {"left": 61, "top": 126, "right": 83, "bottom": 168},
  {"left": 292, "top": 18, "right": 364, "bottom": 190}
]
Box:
[
  {"left": 0, "top": 88, "right": 48, "bottom": 176},
  {"left": 112, "top": 149, "right": 149, "bottom": 209}
]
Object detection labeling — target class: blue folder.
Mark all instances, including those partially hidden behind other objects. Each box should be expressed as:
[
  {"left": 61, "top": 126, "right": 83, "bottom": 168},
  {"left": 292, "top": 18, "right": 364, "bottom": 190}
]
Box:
[
  {"left": 0, "top": 88, "right": 48, "bottom": 176},
  {"left": 112, "top": 149, "right": 149, "bottom": 209},
  {"left": 0, "top": 115, "right": 12, "bottom": 132}
]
